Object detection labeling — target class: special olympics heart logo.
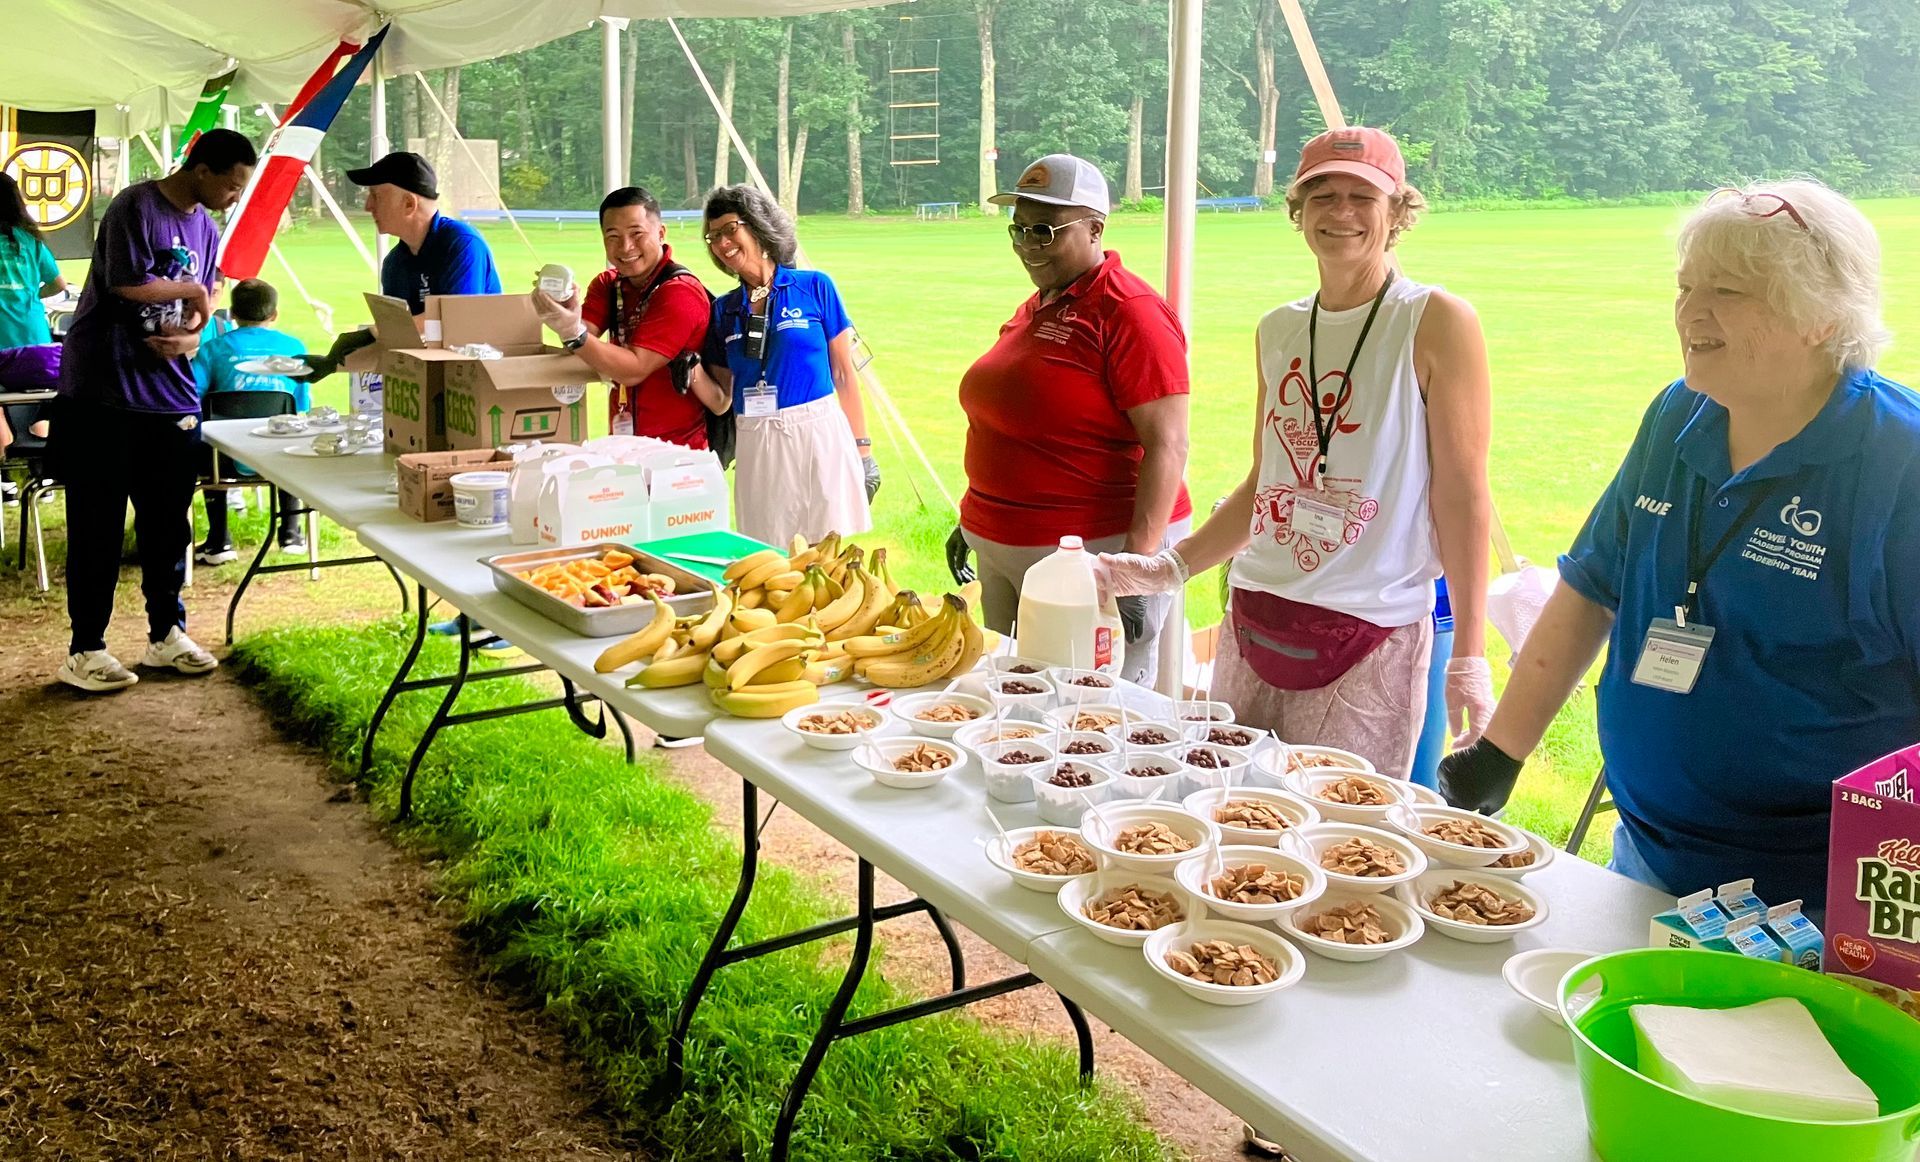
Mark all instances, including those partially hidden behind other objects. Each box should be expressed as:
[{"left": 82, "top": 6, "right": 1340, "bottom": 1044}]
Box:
[{"left": 1833, "top": 933, "right": 1877, "bottom": 973}]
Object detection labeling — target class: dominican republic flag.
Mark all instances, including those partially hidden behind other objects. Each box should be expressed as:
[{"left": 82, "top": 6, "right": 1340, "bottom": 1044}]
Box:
[{"left": 217, "top": 25, "right": 388, "bottom": 280}]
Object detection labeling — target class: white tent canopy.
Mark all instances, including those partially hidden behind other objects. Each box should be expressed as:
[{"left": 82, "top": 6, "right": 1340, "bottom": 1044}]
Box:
[{"left": 5, "top": 1, "right": 894, "bottom": 131}]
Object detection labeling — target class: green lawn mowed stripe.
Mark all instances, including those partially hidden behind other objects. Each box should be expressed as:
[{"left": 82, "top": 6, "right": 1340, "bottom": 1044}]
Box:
[{"left": 234, "top": 622, "right": 1173, "bottom": 1160}]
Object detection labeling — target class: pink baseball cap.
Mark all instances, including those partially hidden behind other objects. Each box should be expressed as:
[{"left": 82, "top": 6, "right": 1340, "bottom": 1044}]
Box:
[{"left": 1288, "top": 127, "right": 1405, "bottom": 196}]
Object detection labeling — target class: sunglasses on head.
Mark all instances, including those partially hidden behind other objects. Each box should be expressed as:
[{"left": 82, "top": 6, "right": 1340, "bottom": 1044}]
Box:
[
  {"left": 1707, "top": 187, "right": 1808, "bottom": 231},
  {"left": 1007, "top": 216, "right": 1097, "bottom": 247}
]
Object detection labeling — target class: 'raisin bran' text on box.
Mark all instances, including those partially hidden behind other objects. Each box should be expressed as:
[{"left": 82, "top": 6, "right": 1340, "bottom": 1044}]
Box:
[{"left": 1825, "top": 743, "right": 1920, "bottom": 1022}]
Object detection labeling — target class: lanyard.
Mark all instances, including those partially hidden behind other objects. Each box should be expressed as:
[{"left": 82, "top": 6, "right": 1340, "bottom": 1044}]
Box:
[
  {"left": 1305, "top": 272, "right": 1394, "bottom": 485},
  {"left": 1678, "top": 474, "right": 1772, "bottom": 626}
]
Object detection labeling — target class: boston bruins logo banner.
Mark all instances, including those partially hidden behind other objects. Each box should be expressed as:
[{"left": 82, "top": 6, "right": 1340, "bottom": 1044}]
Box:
[{"left": 2, "top": 108, "right": 97, "bottom": 260}]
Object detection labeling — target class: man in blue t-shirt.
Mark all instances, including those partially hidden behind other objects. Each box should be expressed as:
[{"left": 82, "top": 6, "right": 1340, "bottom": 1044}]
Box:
[
  {"left": 348, "top": 152, "right": 500, "bottom": 314},
  {"left": 191, "top": 277, "right": 310, "bottom": 563}
]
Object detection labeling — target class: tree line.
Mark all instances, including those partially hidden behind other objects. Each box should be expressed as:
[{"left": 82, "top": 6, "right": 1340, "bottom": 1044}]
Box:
[{"left": 273, "top": 0, "right": 1918, "bottom": 216}]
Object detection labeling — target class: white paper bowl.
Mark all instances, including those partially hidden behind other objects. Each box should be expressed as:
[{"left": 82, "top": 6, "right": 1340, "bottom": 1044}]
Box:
[
  {"left": 1401, "top": 869, "right": 1550, "bottom": 944},
  {"left": 1059, "top": 871, "right": 1195, "bottom": 947},
  {"left": 1502, "top": 947, "right": 1600, "bottom": 1024},
  {"left": 1174, "top": 743, "right": 1255, "bottom": 796},
  {"left": 1183, "top": 786, "right": 1321, "bottom": 847},
  {"left": 1144, "top": 919, "right": 1305, "bottom": 1006},
  {"left": 1403, "top": 781, "right": 1447, "bottom": 807},
  {"left": 952, "top": 717, "right": 1048, "bottom": 753},
  {"left": 781, "top": 703, "right": 887, "bottom": 751},
  {"left": 1182, "top": 720, "right": 1264, "bottom": 753},
  {"left": 1176, "top": 844, "right": 1326, "bottom": 923},
  {"left": 1174, "top": 699, "right": 1236, "bottom": 724},
  {"left": 1291, "top": 767, "right": 1412, "bottom": 825},
  {"left": 1278, "top": 890, "right": 1426, "bottom": 962},
  {"left": 1032, "top": 760, "right": 1115, "bottom": 826},
  {"left": 890, "top": 692, "right": 994, "bottom": 739},
  {"left": 1080, "top": 802, "right": 1219, "bottom": 876},
  {"left": 1050, "top": 666, "right": 1120, "bottom": 696},
  {"left": 984, "top": 825, "right": 1098, "bottom": 893},
  {"left": 985, "top": 674, "right": 1058, "bottom": 718},
  {"left": 1284, "top": 744, "right": 1376, "bottom": 775},
  {"left": 977, "top": 739, "right": 1057, "bottom": 804},
  {"left": 1044, "top": 701, "right": 1136, "bottom": 735},
  {"left": 853, "top": 737, "right": 964, "bottom": 790},
  {"left": 1050, "top": 729, "right": 1119, "bottom": 764},
  {"left": 986, "top": 655, "right": 1053, "bottom": 679},
  {"left": 1103, "top": 718, "right": 1184, "bottom": 753},
  {"left": 1473, "top": 828, "right": 1557, "bottom": 879},
  {"left": 1099, "top": 752, "right": 1187, "bottom": 799},
  {"left": 1385, "top": 803, "right": 1529, "bottom": 868},
  {"left": 1296, "top": 822, "right": 1429, "bottom": 895}
]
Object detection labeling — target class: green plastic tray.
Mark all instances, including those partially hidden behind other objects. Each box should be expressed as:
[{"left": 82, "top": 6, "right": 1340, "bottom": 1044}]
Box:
[{"left": 628, "top": 530, "right": 780, "bottom": 584}]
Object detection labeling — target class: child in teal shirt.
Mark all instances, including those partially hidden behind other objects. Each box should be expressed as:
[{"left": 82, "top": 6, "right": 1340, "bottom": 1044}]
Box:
[{"left": 191, "top": 278, "right": 309, "bottom": 562}]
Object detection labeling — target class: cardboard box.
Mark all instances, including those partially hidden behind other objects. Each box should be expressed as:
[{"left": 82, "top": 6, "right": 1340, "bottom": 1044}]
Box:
[
  {"left": 434, "top": 295, "right": 594, "bottom": 451},
  {"left": 395, "top": 448, "right": 516, "bottom": 522},
  {"left": 537, "top": 462, "right": 652, "bottom": 547},
  {"left": 343, "top": 294, "right": 447, "bottom": 455},
  {"left": 1825, "top": 743, "right": 1920, "bottom": 1022},
  {"left": 639, "top": 454, "right": 729, "bottom": 539}
]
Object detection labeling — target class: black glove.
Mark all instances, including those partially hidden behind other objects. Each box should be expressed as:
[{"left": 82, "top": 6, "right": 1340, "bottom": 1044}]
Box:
[
  {"left": 945, "top": 526, "right": 975, "bottom": 584},
  {"left": 1116, "top": 595, "right": 1148, "bottom": 643},
  {"left": 1437, "top": 737, "right": 1526, "bottom": 815},
  {"left": 291, "top": 353, "right": 337, "bottom": 382},
  {"left": 862, "top": 456, "right": 881, "bottom": 503}
]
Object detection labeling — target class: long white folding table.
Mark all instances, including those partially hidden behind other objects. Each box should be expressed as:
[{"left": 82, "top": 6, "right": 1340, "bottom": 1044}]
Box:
[{"left": 199, "top": 417, "right": 1668, "bottom": 1162}]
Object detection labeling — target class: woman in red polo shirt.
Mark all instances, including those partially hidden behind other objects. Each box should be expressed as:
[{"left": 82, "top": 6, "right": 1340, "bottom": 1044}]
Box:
[
  {"left": 532, "top": 186, "right": 718, "bottom": 446},
  {"left": 955, "top": 153, "right": 1192, "bottom": 687}
]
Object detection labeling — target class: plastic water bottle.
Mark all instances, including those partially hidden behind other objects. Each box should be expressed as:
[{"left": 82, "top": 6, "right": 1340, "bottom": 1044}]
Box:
[{"left": 1017, "top": 536, "right": 1126, "bottom": 673}]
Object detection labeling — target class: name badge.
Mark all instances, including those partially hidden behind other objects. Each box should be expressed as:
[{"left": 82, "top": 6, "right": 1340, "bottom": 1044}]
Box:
[
  {"left": 743, "top": 379, "right": 778, "bottom": 418},
  {"left": 611, "top": 400, "right": 634, "bottom": 437},
  {"left": 1287, "top": 489, "right": 1346, "bottom": 542},
  {"left": 1631, "top": 617, "right": 1716, "bottom": 694}
]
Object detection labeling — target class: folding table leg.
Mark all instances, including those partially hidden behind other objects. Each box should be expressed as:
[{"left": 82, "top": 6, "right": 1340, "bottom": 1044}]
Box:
[
  {"left": 666, "top": 777, "right": 763, "bottom": 1092},
  {"left": 770, "top": 858, "right": 877, "bottom": 1161},
  {"left": 224, "top": 487, "right": 280, "bottom": 644},
  {"left": 397, "top": 612, "right": 473, "bottom": 821},
  {"left": 1057, "top": 994, "right": 1095, "bottom": 1082},
  {"left": 925, "top": 904, "right": 967, "bottom": 992},
  {"left": 361, "top": 584, "right": 430, "bottom": 780}
]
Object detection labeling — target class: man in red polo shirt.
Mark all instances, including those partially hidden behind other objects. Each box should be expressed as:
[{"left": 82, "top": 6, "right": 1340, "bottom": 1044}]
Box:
[
  {"left": 954, "top": 153, "right": 1193, "bottom": 685},
  {"left": 532, "top": 186, "right": 718, "bottom": 447}
]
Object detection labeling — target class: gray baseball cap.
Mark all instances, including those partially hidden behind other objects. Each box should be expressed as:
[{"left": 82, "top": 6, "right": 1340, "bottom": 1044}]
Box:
[{"left": 989, "top": 154, "right": 1111, "bottom": 215}]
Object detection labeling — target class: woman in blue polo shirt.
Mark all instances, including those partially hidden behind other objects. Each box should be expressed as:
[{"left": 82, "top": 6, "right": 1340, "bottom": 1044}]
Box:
[
  {"left": 1441, "top": 180, "right": 1920, "bottom": 908},
  {"left": 689, "top": 184, "right": 872, "bottom": 546}
]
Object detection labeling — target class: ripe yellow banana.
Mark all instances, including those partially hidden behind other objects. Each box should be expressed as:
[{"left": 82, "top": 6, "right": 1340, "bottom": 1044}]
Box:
[
  {"left": 869, "top": 548, "right": 897, "bottom": 599},
  {"left": 735, "top": 552, "right": 793, "bottom": 594},
  {"left": 829, "top": 565, "right": 894, "bottom": 641},
  {"left": 946, "top": 594, "right": 986, "bottom": 679},
  {"left": 841, "top": 606, "right": 954, "bottom": 658},
  {"left": 747, "top": 657, "right": 809, "bottom": 686},
  {"left": 594, "top": 593, "right": 674, "bottom": 672},
  {"left": 711, "top": 680, "right": 819, "bottom": 718},
  {"left": 824, "top": 545, "right": 863, "bottom": 587},
  {"left": 728, "top": 639, "right": 815, "bottom": 690},
  {"left": 764, "top": 570, "right": 804, "bottom": 592},
  {"left": 687, "top": 588, "right": 735, "bottom": 651},
  {"left": 651, "top": 635, "right": 681, "bottom": 663},
  {"left": 774, "top": 571, "right": 817, "bottom": 623},
  {"left": 703, "top": 653, "right": 732, "bottom": 690},
  {"left": 628, "top": 648, "right": 712, "bottom": 688},
  {"left": 864, "top": 607, "right": 966, "bottom": 688},
  {"left": 803, "top": 654, "right": 855, "bottom": 684},
  {"left": 731, "top": 606, "right": 777, "bottom": 633},
  {"left": 812, "top": 567, "right": 866, "bottom": 633},
  {"left": 737, "top": 587, "right": 766, "bottom": 610},
  {"left": 722, "top": 548, "right": 784, "bottom": 584},
  {"left": 788, "top": 532, "right": 809, "bottom": 556}
]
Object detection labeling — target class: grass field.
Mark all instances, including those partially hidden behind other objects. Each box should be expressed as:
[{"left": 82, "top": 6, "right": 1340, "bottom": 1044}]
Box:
[{"left": 61, "top": 198, "right": 1920, "bottom": 855}]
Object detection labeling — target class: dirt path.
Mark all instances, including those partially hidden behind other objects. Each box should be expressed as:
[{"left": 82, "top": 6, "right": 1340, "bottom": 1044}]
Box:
[{"left": 0, "top": 552, "right": 1251, "bottom": 1160}]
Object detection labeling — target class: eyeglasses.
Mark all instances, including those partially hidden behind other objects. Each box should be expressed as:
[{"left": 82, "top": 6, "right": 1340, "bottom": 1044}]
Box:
[
  {"left": 1007, "top": 216, "right": 1097, "bottom": 247},
  {"left": 1707, "top": 187, "right": 1808, "bottom": 231},
  {"left": 703, "top": 220, "right": 748, "bottom": 247}
]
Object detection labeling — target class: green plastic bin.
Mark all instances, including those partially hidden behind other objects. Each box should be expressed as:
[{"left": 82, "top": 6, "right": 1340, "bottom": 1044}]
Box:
[{"left": 1559, "top": 949, "right": 1920, "bottom": 1162}]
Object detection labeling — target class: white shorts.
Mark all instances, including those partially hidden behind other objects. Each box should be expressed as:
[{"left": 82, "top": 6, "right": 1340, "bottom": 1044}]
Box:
[{"left": 733, "top": 394, "right": 871, "bottom": 547}]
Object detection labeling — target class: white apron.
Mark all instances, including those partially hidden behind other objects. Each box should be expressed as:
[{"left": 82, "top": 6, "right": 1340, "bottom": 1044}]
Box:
[{"left": 733, "top": 395, "right": 871, "bottom": 546}]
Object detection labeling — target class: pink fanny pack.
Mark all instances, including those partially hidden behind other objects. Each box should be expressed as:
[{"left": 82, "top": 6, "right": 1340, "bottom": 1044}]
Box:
[{"left": 1229, "top": 587, "right": 1395, "bottom": 690}]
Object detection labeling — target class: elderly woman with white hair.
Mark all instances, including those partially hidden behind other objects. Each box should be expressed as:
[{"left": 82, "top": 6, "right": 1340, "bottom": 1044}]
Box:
[{"left": 1441, "top": 180, "right": 1920, "bottom": 908}]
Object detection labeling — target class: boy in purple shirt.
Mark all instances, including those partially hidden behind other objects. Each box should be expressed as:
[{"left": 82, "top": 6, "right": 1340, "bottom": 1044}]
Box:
[{"left": 49, "top": 128, "right": 256, "bottom": 693}]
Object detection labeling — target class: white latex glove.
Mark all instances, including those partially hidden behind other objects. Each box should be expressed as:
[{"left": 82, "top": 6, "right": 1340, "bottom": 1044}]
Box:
[
  {"left": 530, "top": 286, "right": 584, "bottom": 341},
  {"left": 1444, "top": 656, "right": 1496, "bottom": 748},
  {"left": 1092, "top": 549, "right": 1189, "bottom": 603}
]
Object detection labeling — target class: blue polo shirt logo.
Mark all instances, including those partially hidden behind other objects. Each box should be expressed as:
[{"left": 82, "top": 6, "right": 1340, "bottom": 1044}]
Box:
[{"left": 1741, "top": 495, "right": 1829, "bottom": 581}]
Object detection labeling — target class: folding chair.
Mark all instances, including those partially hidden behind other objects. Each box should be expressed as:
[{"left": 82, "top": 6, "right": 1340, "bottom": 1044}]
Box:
[
  {"left": 198, "top": 391, "right": 317, "bottom": 580},
  {"left": 1564, "top": 766, "right": 1615, "bottom": 855},
  {"left": 4, "top": 400, "right": 58, "bottom": 590}
]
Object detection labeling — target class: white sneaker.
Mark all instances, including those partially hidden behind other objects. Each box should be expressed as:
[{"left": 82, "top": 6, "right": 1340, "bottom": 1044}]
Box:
[
  {"left": 141, "top": 627, "right": 219, "bottom": 674},
  {"left": 58, "top": 649, "right": 140, "bottom": 692}
]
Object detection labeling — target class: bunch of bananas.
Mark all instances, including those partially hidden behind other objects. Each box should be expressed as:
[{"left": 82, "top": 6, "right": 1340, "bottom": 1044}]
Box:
[{"left": 590, "top": 532, "right": 998, "bottom": 716}]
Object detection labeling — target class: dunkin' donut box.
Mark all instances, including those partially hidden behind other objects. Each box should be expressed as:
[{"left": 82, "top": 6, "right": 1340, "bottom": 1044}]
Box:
[{"left": 1824, "top": 742, "right": 1920, "bottom": 1022}]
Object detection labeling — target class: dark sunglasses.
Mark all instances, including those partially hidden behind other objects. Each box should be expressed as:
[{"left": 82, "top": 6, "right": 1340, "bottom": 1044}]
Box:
[{"left": 1006, "top": 216, "right": 1097, "bottom": 247}]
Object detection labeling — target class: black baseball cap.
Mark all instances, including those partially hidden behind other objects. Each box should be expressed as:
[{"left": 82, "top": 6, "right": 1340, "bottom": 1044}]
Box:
[{"left": 346, "top": 151, "right": 439, "bottom": 199}]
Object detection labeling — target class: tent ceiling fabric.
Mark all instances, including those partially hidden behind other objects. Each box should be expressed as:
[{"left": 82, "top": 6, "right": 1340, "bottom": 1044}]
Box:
[{"left": 5, "top": 1, "right": 896, "bottom": 132}]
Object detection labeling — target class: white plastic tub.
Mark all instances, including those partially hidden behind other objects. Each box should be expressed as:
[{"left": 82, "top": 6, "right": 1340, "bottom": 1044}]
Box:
[{"left": 450, "top": 470, "right": 510, "bottom": 528}]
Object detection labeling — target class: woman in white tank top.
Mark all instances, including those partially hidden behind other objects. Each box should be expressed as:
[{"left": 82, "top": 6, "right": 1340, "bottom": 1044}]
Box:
[{"left": 1097, "top": 127, "right": 1495, "bottom": 778}]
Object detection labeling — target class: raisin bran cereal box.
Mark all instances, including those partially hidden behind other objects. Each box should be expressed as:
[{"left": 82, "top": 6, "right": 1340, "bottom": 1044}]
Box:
[{"left": 1825, "top": 742, "right": 1920, "bottom": 1022}]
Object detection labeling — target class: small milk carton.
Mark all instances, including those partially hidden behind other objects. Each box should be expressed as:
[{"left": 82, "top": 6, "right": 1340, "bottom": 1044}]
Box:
[
  {"left": 1650, "top": 889, "right": 1733, "bottom": 951},
  {"left": 1764, "top": 900, "right": 1825, "bottom": 971},
  {"left": 1826, "top": 742, "right": 1920, "bottom": 1022},
  {"left": 1716, "top": 878, "right": 1768, "bottom": 923},
  {"left": 536, "top": 462, "right": 651, "bottom": 547},
  {"left": 1723, "top": 915, "right": 1788, "bottom": 962}
]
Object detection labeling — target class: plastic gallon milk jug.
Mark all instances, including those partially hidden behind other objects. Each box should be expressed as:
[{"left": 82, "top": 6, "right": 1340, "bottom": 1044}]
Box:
[{"left": 1017, "top": 536, "right": 1126, "bottom": 673}]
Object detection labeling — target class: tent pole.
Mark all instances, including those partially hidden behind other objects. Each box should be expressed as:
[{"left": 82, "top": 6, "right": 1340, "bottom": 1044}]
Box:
[
  {"left": 1154, "top": 0, "right": 1203, "bottom": 698},
  {"left": 160, "top": 124, "right": 173, "bottom": 174},
  {"left": 370, "top": 62, "right": 390, "bottom": 257},
  {"left": 602, "top": 18, "right": 622, "bottom": 195},
  {"left": 667, "top": 17, "right": 960, "bottom": 514},
  {"left": 413, "top": 72, "right": 539, "bottom": 262}
]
